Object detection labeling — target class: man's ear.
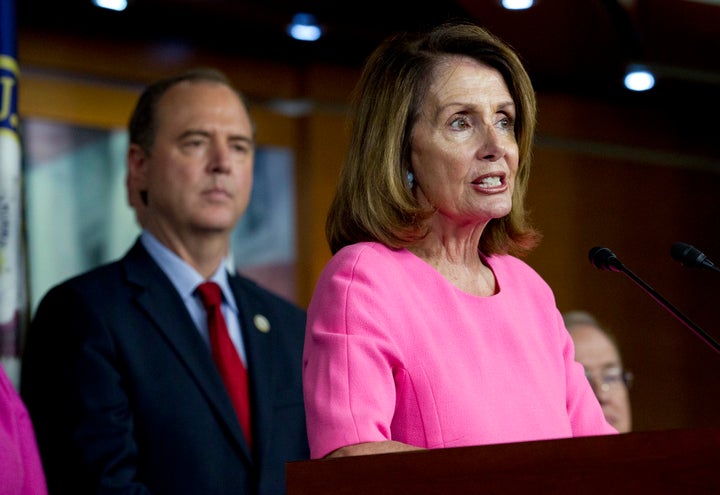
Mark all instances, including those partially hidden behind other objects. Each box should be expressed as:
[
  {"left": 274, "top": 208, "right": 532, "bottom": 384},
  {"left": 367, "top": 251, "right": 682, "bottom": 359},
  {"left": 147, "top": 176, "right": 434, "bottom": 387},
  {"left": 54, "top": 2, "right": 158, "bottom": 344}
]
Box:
[{"left": 127, "top": 144, "right": 149, "bottom": 207}]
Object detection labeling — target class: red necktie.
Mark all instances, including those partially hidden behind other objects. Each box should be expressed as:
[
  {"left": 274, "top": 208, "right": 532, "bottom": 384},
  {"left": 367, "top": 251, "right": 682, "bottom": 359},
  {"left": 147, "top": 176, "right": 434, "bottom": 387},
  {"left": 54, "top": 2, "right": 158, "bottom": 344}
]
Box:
[{"left": 196, "top": 281, "right": 252, "bottom": 449}]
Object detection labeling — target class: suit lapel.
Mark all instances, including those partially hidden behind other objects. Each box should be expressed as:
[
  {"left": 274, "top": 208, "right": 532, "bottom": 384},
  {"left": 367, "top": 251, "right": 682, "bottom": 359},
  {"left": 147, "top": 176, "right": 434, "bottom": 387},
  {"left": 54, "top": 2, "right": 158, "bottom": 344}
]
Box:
[
  {"left": 121, "top": 241, "right": 253, "bottom": 461},
  {"left": 228, "top": 274, "right": 276, "bottom": 461}
]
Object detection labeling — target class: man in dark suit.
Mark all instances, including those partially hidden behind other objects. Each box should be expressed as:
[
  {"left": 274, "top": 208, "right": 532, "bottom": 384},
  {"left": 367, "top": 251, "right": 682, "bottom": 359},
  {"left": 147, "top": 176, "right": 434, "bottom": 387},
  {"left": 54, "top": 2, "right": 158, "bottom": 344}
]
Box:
[{"left": 21, "top": 68, "right": 309, "bottom": 494}]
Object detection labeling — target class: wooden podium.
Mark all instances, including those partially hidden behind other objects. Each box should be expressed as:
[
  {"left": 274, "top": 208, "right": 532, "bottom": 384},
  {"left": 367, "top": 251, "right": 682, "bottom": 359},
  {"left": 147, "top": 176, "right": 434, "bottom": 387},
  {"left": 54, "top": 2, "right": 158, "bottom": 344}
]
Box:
[{"left": 286, "top": 427, "right": 720, "bottom": 494}]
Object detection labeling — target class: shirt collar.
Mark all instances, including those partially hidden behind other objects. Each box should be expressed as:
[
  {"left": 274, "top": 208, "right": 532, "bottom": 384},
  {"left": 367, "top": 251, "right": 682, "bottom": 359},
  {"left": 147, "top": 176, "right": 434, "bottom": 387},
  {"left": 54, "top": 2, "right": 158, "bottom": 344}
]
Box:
[{"left": 140, "top": 230, "right": 237, "bottom": 312}]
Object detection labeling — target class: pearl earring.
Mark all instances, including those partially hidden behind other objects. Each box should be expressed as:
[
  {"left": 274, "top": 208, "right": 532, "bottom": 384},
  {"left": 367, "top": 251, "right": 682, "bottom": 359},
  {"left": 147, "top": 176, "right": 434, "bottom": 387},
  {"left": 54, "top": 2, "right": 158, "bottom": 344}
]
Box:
[{"left": 407, "top": 171, "right": 414, "bottom": 188}]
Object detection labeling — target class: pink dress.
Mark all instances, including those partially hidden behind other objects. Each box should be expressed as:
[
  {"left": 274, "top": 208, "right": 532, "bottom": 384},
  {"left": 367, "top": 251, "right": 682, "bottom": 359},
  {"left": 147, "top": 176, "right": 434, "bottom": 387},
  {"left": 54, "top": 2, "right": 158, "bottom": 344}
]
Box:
[
  {"left": 0, "top": 366, "right": 47, "bottom": 494},
  {"left": 303, "top": 242, "right": 616, "bottom": 458}
]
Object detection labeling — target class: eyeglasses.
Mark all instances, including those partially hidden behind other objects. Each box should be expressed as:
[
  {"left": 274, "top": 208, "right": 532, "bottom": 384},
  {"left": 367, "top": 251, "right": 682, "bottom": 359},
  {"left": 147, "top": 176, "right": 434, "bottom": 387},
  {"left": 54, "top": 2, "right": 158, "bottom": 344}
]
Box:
[{"left": 584, "top": 366, "right": 633, "bottom": 393}]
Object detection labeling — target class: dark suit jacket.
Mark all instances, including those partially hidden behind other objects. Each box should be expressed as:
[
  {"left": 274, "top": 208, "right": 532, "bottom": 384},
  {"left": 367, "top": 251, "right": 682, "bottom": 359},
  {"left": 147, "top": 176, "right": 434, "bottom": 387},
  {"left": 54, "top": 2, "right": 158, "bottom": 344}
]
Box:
[{"left": 21, "top": 240, "right": 309, "bottom": 494}]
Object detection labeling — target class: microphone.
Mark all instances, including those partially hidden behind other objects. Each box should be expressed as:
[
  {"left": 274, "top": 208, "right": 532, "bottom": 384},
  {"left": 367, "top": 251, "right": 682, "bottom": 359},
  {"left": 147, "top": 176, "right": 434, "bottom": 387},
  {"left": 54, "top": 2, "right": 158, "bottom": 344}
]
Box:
[
  {"left": 589, "top": 246, "right": 720, "bottom": 355},
  {"left": 670, "top": 242, "right": 720, "bottom": 273},
  {"left": 589, "top": 246, "right": 624, "bottom": 273}
]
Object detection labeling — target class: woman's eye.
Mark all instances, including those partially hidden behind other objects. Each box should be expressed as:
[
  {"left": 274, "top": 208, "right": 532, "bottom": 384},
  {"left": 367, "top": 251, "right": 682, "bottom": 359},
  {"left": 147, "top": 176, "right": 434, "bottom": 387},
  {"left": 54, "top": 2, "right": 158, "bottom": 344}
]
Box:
[
  {"left": 497, "top": 116, "right": 515, "bottom": 131},
  {"left": 449, "top": 116, "right": 471, "bottom": 130}
]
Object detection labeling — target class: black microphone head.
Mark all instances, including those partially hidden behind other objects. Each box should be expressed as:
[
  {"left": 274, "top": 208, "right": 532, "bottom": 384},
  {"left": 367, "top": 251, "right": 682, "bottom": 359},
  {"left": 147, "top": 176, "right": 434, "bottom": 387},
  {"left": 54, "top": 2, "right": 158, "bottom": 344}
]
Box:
[
  {"left": 671, "top": 242, "right": 711, "bottom": 269},
  {"left": 589, "top": 246, "right": 624, "bottom": 272}
]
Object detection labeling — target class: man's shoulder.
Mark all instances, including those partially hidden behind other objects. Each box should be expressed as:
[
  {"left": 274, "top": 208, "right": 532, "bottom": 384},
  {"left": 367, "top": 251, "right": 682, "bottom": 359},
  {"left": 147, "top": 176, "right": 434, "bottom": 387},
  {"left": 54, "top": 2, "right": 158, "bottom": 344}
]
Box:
[
  {"left": 38, "top": 243, "right": 153, "bottom": 304},
  {"left": 49, "top": 258, "right": 126, "bottom": 292}
]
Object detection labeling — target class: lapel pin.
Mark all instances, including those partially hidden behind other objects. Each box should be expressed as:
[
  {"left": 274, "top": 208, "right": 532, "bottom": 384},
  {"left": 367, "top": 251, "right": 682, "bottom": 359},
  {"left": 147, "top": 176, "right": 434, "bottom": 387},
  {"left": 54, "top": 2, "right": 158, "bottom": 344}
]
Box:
[{"left": 253, "top": 314, "right": 271, "bottom": 333}]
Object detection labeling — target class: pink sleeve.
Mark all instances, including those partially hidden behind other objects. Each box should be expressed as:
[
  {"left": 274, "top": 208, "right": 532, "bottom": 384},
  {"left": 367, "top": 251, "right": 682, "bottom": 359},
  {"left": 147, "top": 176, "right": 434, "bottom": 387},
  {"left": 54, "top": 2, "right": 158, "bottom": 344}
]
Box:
[
  {"left": 303, "top": 246, "right": 401, "bottom": 458},
  {"left": 0, "top": 368, "right": 48, "bottom": 495}
]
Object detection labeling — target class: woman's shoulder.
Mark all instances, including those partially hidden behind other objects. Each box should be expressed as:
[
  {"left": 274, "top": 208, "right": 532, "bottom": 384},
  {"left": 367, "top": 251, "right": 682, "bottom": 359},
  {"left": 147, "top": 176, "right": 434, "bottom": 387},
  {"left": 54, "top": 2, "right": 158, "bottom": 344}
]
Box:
[
  {"left": 319, "top": 242, "right": 416, "bottom": 285},
  {"left": 310, "top": 243, "right": 414, "bottom": 315},
  {"left": 335, "top": 241, "right": 394, "bottom": 255},
  {"left": 330, "top": 241, "right": 408, "bottom": 267}
]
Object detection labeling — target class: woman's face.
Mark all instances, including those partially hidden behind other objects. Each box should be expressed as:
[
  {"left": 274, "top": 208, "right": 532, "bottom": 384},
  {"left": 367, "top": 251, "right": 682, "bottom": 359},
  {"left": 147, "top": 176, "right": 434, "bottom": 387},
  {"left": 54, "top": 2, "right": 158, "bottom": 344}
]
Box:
[{"left": 410, "top": 56, "right": 519, "bottom": 228}]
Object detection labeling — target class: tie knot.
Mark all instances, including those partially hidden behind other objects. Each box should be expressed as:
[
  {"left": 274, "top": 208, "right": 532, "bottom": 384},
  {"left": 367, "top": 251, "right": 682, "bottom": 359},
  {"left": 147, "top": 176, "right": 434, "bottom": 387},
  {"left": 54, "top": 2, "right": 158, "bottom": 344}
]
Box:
[{"left": 196, "top": 281, "right": 223, "bottom": 309}]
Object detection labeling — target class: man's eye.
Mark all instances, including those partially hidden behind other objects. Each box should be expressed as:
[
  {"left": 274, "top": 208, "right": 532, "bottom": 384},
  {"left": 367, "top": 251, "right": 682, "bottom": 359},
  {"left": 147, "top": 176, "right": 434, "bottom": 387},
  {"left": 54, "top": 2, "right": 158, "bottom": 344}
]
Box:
[{"left": 181, "top": 140, "right": 204, "bottom": 148}]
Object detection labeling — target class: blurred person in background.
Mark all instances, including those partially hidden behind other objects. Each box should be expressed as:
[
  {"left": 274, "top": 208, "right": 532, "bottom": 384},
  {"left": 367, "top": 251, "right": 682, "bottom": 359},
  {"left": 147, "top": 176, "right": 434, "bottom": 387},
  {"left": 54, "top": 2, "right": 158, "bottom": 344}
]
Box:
[
  {"left": 21, "top": 68, "right": 308, "bottom": 494},
  {"left": 564, "top": 310, "right": 633, "bottom": 433}
]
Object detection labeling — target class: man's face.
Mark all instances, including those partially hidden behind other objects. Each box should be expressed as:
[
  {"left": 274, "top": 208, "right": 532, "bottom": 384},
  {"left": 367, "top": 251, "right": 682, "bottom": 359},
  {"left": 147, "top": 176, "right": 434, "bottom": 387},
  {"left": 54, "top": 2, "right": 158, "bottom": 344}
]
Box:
[
  {"left": 129, "top": 80, "right": 255, "bottom": 243},
  {"left": 570, "top": 324, "right": 632, "bottom": 433}
]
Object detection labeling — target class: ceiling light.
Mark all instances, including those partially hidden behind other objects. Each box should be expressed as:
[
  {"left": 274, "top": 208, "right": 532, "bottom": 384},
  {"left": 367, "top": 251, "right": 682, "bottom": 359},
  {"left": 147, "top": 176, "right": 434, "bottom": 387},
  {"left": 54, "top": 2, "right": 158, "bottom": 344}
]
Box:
[
  {"left": 287, "top": 13, "right": 322, "bottom": 42},
  {"left": 624, "top": 65, "right": 655, "bottom": 92},
  {"left": 92, "top": 0, "right": 128, "bottom": 11},
  {"left": 501, "top": 0, "right": 535, "bottom": 10}
]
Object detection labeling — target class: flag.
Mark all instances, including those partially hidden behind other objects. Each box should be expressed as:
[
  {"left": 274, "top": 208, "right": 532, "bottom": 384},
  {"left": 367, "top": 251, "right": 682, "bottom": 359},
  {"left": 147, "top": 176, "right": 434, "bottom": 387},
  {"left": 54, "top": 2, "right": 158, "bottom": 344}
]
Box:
[{"left": 0, "top": 0, "right": 27, "bottom": 378}]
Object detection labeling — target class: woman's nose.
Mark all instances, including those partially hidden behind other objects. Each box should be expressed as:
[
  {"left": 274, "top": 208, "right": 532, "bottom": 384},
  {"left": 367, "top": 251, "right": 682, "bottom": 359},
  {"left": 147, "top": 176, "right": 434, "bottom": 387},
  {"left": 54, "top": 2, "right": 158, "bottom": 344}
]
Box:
[{"left": 477, "top": 127, "right": 506, "bottom": 161}]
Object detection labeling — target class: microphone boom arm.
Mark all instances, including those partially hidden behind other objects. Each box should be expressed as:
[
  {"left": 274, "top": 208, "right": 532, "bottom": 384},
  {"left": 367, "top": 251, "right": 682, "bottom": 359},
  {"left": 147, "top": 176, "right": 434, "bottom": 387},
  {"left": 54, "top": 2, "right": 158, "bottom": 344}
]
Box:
[
  {"left": 620, "top": 264, "right": 720, "bottom": 354},
  {"left": 590, "top": 247, "right": 720, "bottom": 355}
]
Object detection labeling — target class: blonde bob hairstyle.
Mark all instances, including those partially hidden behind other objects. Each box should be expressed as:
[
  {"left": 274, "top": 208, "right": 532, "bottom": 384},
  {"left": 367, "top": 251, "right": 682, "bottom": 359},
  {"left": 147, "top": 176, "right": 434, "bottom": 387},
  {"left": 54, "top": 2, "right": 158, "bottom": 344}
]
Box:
[{"left": 326, "top": 22, "right": 541, "bottom": 256}]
